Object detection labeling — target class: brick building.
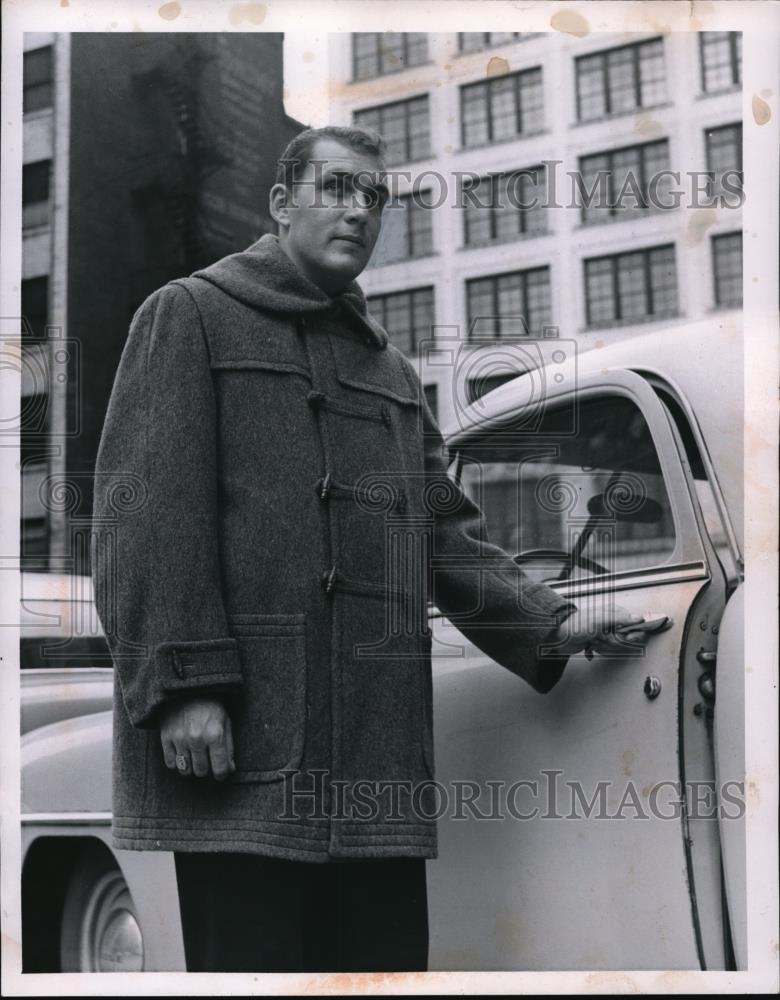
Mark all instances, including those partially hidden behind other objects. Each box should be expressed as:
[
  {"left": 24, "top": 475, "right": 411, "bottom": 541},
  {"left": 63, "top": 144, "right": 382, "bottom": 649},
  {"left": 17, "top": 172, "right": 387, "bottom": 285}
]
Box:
[{"left": 21, "top": 32, "right": 300, "bottom": 570}]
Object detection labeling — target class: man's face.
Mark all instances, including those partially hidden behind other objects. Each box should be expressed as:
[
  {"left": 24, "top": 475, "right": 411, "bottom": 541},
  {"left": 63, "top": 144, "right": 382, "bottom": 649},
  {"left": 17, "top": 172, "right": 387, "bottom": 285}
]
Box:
[{"left": 274, "top": 137, "right": 388, "bottom": 295}]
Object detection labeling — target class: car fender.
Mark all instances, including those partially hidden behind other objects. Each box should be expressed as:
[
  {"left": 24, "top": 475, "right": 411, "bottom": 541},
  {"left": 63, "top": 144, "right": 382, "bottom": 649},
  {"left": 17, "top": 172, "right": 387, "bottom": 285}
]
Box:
[{"left": 22, "top": 711, "right": 112, "bottom": 814}]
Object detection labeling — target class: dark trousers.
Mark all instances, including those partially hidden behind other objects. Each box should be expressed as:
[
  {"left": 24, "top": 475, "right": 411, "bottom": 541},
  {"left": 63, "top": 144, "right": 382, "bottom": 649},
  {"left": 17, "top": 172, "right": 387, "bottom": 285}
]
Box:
[{"left": 174, "top": 852, "right": 429, "bottom": 972}]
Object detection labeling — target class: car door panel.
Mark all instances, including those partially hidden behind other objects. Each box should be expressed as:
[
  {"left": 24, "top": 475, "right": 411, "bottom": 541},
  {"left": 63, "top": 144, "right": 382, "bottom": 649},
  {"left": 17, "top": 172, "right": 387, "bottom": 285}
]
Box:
[
  {"left": 429, "top": 578, "right": 705, "bottom": 971},
  {"left": 427, "top": 370, "right": 731, "bottom": 971}
]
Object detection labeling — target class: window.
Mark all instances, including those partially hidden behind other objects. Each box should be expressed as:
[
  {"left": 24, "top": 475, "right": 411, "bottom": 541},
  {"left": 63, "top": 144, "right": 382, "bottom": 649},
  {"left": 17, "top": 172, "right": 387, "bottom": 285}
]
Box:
[
  {"left": 354, "top": 96, "right": 430, "bottom": 166},
  {"left": 458, "top": 33, "right": 538, "bottom": 53},
  {"left": 466, "top": 267, "right": 552, "bottom": 340},
  {"left": 21, "top": 456, "right": 49, "bottom": 567},
  {"left": 21, "top": 516, "right": 49, "bottom": 565},
  {"left": 461, "top": 67, "right": 543, "bottom": 147},
  {"left": 578, "top": 140, "right": 670, "bottom": 223},
  {"left": 705, "top": 123, "right": 742, "bottom": 194},
  {"left": 584, "top": 245, "right": 678, "bottom": 327},
  {"left": 21, "top": 276, "right": 48, "bottom": 340},
  {"left": 712, "top": 232, "right": 742, "bottom": 308},
  {"left": 24, "top": 46, "right": 53, "bottom": 113},
  {"left": 457, "top": 394, "right": 676, "bottom": 578},
  {"left": 352, "top": 33, "right": 428, "bottom": 80},
  {"left": 21, "top": 634, "right": 112, "bottom": 670},
  {"left": 576, "top": 38, "right": 665, "bottom": 122},
  {"left": 22, "top": 160, "right": 51, "bottom": 228},
  {"left": 463, "top": 166, "right": 548, "bottom": 245},
  {"left": 368, "top": 194, "right": 434, "bottom": 268},
  {"left": 700, "top": 32, "right": 741, "bottom": 92},
  {"left": 367, "top": 287, "right": 435, "bottom": 354}
]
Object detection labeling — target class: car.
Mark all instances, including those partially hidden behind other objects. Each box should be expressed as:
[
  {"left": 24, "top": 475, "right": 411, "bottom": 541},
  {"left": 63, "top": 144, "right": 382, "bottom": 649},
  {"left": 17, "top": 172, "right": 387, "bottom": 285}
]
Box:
[{"left": 20, "top": 314, "right": 744, "bottom": 972}]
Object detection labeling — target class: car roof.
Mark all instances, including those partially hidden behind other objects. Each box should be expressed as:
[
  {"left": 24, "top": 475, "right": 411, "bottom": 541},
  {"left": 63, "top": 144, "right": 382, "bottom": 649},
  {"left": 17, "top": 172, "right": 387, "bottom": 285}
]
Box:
[{"left": 442, "top": 312, "right": 743, "bottom": 552}]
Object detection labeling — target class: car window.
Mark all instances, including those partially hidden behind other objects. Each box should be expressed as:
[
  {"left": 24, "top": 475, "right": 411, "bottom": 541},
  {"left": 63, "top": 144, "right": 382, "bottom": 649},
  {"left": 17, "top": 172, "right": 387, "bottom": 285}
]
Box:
[
  {"left": 457, "top": 394, "right": 677, "bottom": 581},
  {"left": 20, "top": 634, "right": 112, "bottom": 669}
]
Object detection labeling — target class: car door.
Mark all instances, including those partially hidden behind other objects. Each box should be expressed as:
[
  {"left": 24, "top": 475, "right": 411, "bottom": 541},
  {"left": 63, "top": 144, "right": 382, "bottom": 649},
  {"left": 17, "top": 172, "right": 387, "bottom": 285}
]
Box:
[{"left": 427, "top": 369, "right": 732, "bottom": 972}]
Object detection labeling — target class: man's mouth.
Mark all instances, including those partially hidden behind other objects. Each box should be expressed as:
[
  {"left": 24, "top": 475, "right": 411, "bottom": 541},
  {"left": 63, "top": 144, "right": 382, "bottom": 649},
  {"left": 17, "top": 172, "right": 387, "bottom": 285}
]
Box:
[{"left": 332, "top": 234, "right": 365, "bottom": 247}]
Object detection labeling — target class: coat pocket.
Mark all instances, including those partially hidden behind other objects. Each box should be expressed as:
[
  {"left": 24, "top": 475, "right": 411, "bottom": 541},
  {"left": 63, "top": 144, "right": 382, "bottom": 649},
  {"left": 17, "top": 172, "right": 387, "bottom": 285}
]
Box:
[{"left": 226, "top": 614, "right": 307, "bottom": 783}]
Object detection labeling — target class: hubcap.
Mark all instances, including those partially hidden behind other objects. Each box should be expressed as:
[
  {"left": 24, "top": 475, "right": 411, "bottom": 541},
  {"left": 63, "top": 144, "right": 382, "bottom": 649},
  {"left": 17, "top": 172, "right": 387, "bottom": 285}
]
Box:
[{"left": 79, "top": 871, "right": 144, "bottom": 972}]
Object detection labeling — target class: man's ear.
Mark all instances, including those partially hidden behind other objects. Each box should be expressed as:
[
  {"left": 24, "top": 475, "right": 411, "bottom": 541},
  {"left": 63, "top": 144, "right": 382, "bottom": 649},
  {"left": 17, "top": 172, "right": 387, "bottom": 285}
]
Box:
[{"left": 269, "top": 183, "right": 292, "bottom": 228}]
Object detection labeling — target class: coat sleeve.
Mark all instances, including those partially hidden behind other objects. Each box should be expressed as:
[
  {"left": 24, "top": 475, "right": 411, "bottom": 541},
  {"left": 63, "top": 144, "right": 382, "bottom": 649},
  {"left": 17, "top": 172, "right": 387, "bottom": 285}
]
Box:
[
  {"left": 91, "top": 281, "right": 243, "bottom": 728},
  {"left": 418, "top": 382, "right": 577, "bottom": 694}
]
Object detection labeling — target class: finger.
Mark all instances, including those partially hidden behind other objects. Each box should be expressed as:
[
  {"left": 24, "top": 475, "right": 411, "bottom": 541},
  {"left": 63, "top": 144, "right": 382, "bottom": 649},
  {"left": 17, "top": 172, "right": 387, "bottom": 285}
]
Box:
[
  {"left": 225, "top": 716, "right": 236, "bottom": 772},
  {"left": 190, "top": 746, "right": 211, "bottom": 778},
  {"left": 161, "top": 737, "right": 177, "bottom": 771},
  {"left": 624, "top": 631, "right": 648, "bottom": 644},
  {"left": 612, "top": 608, "right": 644, "bottom": 628},
  {"left": 173, "top": 745, "right": 192, "bottom": 777},
  {"left": 209, "top": 743, "right": 232, "bottom": 782}
]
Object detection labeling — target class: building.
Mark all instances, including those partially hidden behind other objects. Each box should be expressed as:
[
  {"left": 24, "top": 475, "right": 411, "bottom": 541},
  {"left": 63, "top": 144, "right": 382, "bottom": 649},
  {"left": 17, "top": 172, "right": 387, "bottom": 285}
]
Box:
[
  {"left": 291, "top": 31, "right": 743, "bottom": 426},
  {"left": 20, "top": 32, "right": 301, "bottom": 571}
]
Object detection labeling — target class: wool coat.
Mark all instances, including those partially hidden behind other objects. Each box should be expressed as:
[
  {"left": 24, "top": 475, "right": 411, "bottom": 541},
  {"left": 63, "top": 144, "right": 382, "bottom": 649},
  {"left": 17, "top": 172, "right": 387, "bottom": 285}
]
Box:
[{"left": 92, "top": 234, "right": 575, "bottom": 862}]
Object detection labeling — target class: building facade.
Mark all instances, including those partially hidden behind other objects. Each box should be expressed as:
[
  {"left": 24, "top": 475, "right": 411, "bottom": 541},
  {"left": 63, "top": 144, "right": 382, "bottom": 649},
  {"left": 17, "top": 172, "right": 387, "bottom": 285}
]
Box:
[
  {"left": 300, "top": 31, "right": 743, "bottom": 426},
  {"left": 20, "top": 32, "right": 300, "bottom": 570}
]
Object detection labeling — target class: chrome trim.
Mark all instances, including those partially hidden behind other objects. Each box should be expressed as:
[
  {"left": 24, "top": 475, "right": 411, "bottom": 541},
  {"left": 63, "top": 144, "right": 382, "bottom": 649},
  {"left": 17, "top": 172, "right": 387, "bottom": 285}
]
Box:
[
  {"left": 548, "top": 562, "right": 709, "bottom": 599},
  {"left": 642, "top": 370, "right": 744, "bottom": 574},
  {"left": 21, "top": 667, "right": 113, "bottom": 677},
  {"left": 426, "top": 562, "right": 709, "bottom": 616},
  {"left": 21, "top": 811, "right": 112, "bottom": 826}
]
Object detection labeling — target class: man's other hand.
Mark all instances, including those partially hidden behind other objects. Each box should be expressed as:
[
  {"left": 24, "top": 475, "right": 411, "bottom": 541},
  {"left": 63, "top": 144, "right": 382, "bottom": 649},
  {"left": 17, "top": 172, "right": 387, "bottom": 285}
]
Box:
[
  {"left": 160, "top": 698, "right": 236, "bottom": 781},
  {"left": 554, "top": 604, "right": 648, "bottom": 658}
]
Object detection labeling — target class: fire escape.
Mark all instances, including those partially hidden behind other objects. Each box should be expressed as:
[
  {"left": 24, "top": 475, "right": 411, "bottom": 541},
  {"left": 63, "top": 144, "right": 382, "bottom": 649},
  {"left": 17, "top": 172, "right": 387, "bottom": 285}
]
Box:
[{"left": 132, "top": 42, "right": 229, "bottom": 275}]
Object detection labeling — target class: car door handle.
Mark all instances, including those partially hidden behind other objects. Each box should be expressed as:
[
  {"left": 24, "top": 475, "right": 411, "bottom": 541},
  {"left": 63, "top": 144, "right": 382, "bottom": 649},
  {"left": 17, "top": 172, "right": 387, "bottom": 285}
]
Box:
[{"left": 615, "top": 615, "right": 673, "bottom": 636}]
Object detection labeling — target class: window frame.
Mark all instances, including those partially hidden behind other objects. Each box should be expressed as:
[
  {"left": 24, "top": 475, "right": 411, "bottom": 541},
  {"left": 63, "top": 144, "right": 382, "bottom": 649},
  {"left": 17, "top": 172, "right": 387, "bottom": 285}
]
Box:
[
  {"left": 584, "top": 243, "right": 679, "bottom": 328},
  {"left": 465, "top": 266, "right": 552, "bottom": 341},
  {"left": 460, "top": 66, "right": 543, "bottom": 148},
  {"left": 366, "top": 285, "right": 435, "bottom": 355},
  {"left": 371, "top": 193, "right": 434, "bottom": 266},
  {"left": 574, "top": 37, "right": 666, "bottom": 123},
  {"left": 23, "top": 46, "right": 54, "bottom": 114},
  {"left": 578, "top": 139, "right": 671, "bottom": 223},
  {"left": 22, "top": 160, "right": 52, "bottom": 228},
  {"left": 353, "top": 94, "right": 431, "bottom": 166},
  {"left": 21, "top": 276, "right": 49, "bottom": 340},
  {"left": 704, "top": 122, "right": 743, "bottom": 196},
  {"left": 462, "top": 165, "right": 549, "bottom": 246},
  {"left": 457, "top": 33, "right": 537, "bottom": 53},
  {"left": 699, "top": 31, "right": 742, "bottom": 94},
  {"left": 351, "top": 33, "right": 429, "bottom": 81},
  {"left": 711, "top": 231, "right": 743, "bottom": 309}
]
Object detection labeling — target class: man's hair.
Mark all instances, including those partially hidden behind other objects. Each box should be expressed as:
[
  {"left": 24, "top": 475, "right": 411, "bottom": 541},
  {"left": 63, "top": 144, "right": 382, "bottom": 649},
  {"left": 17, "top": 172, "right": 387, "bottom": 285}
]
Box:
[{"left": 275, "top": 125, "right": 386, "bottom": 190}]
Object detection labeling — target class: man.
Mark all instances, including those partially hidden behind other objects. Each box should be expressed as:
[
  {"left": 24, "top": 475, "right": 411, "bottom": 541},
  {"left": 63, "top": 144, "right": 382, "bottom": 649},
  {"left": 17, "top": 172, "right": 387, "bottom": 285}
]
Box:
[{"left": 92, "top": 126, "right": 646, "bottom": 973}]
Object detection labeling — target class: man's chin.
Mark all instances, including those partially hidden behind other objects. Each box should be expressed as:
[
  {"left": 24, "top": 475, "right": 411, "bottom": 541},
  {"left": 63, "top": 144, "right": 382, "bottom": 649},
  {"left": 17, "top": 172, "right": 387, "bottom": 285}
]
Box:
[{"left": 321, "top": 251, "right": 368, "bottom": 284}]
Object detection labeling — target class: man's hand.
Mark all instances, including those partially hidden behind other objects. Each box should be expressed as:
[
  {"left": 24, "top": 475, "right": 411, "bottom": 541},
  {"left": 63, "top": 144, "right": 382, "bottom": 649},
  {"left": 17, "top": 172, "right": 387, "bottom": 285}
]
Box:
[
  {"left": 160, "top": 698, "right": 236, "bottom": 781},
  {"left": 554, "top": 604, "right": 649, "bottom": 658}
]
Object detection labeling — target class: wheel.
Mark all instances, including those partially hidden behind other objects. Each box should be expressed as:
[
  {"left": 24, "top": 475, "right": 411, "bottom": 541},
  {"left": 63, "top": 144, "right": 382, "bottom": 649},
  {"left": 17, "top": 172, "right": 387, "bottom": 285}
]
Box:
[{"left": 59, "top": 845, "right": 145, "bottom": 972}]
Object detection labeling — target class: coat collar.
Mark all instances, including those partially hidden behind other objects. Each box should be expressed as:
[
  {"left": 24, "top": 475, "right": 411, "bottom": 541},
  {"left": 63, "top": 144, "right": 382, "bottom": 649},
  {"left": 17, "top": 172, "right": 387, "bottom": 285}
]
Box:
[{"left": 191, "top": 234, "right": 389, "bottom": 349}]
